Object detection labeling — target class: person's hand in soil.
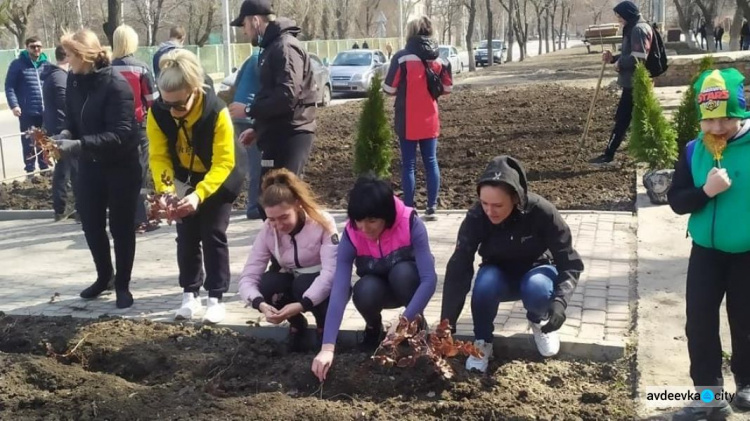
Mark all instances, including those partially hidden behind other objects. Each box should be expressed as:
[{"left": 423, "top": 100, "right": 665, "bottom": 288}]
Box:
[
  {"left": 239, "top": 128, "right": 257, "bottom": 146},
  {"left": 258, "top": 302, "right": 281, "bottom": 323},
  {"left": 175, "top": 193, "right": 201, "bottom": 218},
  {"left": 542, "top": 301, "right": 566, "bottom": 333},
  {"left": 602, "top": 50, "right": 613, "bottom": 64},
  {"left": 703, "top": 167, "right": 732, "bottom": 198},
  {"left": 312, "top": 344, "right": 335, "bottom": 382},
  {"left": 266, "top": 302, "right": 303, "bottom": 324},
  {"left": 228, "top": 102, "right": 247, "bottom": 120}
]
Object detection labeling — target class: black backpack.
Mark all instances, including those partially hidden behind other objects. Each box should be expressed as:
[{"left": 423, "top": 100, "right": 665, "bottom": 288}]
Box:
[
  {"left": 645, "top": 25, "right": 668, "bottom": 77},
  {"left": 420, "top": 56, "right": 444, "bottom": 100}
]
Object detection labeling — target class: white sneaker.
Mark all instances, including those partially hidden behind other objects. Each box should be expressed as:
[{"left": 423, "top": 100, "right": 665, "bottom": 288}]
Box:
[
  {"left": 531, "top": 320, "right": 560, "bottom": 357},
  {"left": 203, "top": 297, "right": 226, "bottom": 324},
  {"left": 465, "top": 339, "right": 494, "bottom": 373},
  {"left": 174, "top": 292, "right": 202, "bottom": 320}
]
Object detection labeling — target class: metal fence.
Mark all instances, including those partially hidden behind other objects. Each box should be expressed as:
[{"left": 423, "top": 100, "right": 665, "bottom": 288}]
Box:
[{"left": 0, "top": 37, "right": 401, "bottom": 87}]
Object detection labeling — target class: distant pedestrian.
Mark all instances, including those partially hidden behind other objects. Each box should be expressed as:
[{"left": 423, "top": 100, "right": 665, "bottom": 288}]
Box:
[{"left": 152, "top": 26, "right": 185, "bottom": 78}]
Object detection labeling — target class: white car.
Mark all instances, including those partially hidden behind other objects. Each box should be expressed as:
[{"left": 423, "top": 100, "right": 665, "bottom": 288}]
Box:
[{"left": 438, "top": 45, "right": 466, "bottom": 73}]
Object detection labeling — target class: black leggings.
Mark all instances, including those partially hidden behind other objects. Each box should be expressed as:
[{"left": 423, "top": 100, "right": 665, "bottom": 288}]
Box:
[
  {"left": 604, "top": 87, "right": 633, "bottom": 159},
  {"left": 259, "top": 271, "right": 328, "bottom": 329},
  {"left": 352, "top": 261, "right": 420, "bottom": 328}
]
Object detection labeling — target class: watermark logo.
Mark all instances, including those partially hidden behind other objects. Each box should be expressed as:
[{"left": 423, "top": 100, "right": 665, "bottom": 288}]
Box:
[{"left": 643, "top": 386, "right": 734, "bottom": 408}]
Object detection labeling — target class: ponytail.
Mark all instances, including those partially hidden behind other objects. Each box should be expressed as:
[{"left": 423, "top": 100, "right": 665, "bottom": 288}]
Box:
[
  {"left": 260, "top": 169, "right": 333, "bottom": 233},
  {"left": 94, "top": 49, "right": 110, "bottom": 69}
]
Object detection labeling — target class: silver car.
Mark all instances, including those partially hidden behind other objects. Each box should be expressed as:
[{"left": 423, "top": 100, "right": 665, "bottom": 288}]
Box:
[{"left": 329, "top": 49, "right": 389, "bottom": 94}]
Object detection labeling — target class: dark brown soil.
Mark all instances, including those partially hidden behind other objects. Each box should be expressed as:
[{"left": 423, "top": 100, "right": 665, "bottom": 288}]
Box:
[
  {"left": 0, "top": 314, "right": 636, "bottom": 420},
  {"left": 0, "top": 83, "right": 633, "bottom": 212}
]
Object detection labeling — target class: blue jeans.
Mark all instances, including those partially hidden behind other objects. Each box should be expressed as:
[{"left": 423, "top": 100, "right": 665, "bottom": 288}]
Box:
[
  {"left": 471, "top": 264, "right": 556, "bottom": 341},
  {"left": 235, "top": 123, "right": 261, "bottom": 215},
  {"left": 399, "top": 137, "right": 440, "bottom": 209}
]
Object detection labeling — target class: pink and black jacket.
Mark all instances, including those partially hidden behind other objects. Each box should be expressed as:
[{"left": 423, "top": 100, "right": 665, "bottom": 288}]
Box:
[
  {"left": 383, "top": 36, "right": 452, "bottom": 141},
  {"left": 322, "top": 197, "right": 437, "bottom": 345}
]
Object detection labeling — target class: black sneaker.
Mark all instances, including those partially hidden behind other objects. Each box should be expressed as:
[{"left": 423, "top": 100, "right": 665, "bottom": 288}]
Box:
[
  {"left": 672, "top": 399, "right": 733, "bottom": 420},
  {"left": 287, "top": 317, "right": 309, "bottom": 353},
  {"left": 359, "top": 324, "right": 384, "bottom": 352},
  {"left": 115, "top": 289, "right": 134, "bottom": 309},
  {"left": 588, "top": 154, "right": 614, "bottom": 166},
  {"left": 423, "top": 207, "right": 437, "bottom": 221},
  {"left": 737, "top": 381, "right": 750, "bottom": 409}
]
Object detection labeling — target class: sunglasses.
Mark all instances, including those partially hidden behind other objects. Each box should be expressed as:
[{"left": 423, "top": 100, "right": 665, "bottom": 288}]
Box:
[
  {"left": 157, "top": 92, "right": 193, "bottom": 112},
  {"left": 28, "top": 45, "right": 42, "bottom": 50}
]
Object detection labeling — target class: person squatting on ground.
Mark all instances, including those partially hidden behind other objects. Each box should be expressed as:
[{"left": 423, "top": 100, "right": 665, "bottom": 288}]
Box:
[
  {"left": 383, "top": 16, "right": 452, "bottom": 221},
  {"left": 590, "top": 0, "right": 652, "bottom": 165},
  {"left": 311, "top": 175, "right": 438, "bottom": 382},
  {"left": 226, "top": 49, "right": 263, "bottom": 220},
  {"left": 238, "top": 169, "right": 338, "bottom": 352},
  {"left": 111, "top": 24, "right": 159, "bottom": 234},
  {"left": 53, "top": 29, "right": 142, "bottom": 309},
  {"left": 440, "top": 156, "right": 584, "bottom": 373},
  {"left": 42, "top": 45, "right": 78, "bottom": 221},
  {"left": 232, "top": 0, "right": 318, "bottom": 192},
  {"left": 5, "top": 36, "right": 50, "bottom": 175},
  {"left": 148, "top": 49, "right": 244, "bottom": 324},
  {"left": 667, "top": 67, "right": 750, "bottom": 421}
]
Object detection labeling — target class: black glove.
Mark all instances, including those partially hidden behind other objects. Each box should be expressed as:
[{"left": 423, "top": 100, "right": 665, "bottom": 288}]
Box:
[
  {"left": 54, "top": 139, "right": 82, "bottom": 156},
  {"left": 542, "top": 301, "right": 566, "bottom": 333},
  {"left": 51, "top": 130, "right": 72, "bottom": 141}
]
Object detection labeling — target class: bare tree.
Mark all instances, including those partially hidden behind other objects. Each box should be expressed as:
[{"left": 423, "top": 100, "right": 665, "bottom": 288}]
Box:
[
  {"left": 1, "top": 0, "right": 38, "bottom": 48},
  {"left": 485, "top": 0, "right": 494, "bottom": 65},
  {"left": 530, "top": 0, "right": 551, "bottom": 55},
  {"left": 102, "top": 0, "right": 122, "bottom": 45},
  {"left": 359, "top": 0, "right": 382, "bottom": 36},
  {"left": 695, "top": 0, "right": 720, "bottom": 51},
  {"left": 465, "top": 0, "right": 478, "bottom": 71},
  {"left": 557, "top": 0, "right": 571, "bottom": 49},
  {"left": 187, "top": 0, "right": 217, "bottom": 47},
  {"left": 133, "top": 0, "right": 176, "bottom": 46}
]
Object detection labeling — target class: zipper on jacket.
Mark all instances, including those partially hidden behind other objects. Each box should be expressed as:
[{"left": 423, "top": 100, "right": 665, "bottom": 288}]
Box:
[
  {"left": 377, "top": 238, "right": 384, "bottom": 258},
  {"left": 81, "top": 95, "right": 90, "bottom": 131},
  {"left": 290, "top": 235, "right": 302, "bottom": 268}
]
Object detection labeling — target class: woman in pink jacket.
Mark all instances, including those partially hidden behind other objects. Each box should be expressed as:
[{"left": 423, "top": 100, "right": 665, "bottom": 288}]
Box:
[{"left": 238, "top": 169, "right": 338, "bottom": 352}]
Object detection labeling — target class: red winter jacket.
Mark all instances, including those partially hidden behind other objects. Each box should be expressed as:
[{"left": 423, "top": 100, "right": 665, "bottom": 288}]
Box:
[{"left": 383, "top": 36, "right": 452, "bottom": 141}]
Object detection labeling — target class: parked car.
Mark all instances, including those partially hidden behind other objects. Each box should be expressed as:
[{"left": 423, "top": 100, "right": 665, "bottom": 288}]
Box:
[
  {"left": 218, "top": 52, "right": 332, "bottom": 107},
  {"left": 438, "top": 45, "right": 465, "bottom": 73},
  {"left": 474, "top": 39, "right": 506, "bottom": 66},
  {"left": 328, "top": 49, "right": 388, "bottom": 94}
]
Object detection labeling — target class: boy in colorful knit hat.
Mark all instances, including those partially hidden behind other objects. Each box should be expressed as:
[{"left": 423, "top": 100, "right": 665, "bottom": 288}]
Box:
[{"left": 668, "top": 67, "right": 750, "bottom": 420}]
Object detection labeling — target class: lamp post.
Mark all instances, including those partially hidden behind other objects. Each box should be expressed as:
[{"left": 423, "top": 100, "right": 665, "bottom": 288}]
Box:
[
  {"left": 221, "top": 0, "right": 233, "bottom": 76},
  {"left": 399, "top": 0, "right": 404, "bottom": 48}
]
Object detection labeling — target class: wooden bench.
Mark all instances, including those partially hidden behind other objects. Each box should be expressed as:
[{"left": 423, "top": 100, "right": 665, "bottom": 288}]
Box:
[{"left": 583, "top": 24, "right": 621, "bottom": 53}]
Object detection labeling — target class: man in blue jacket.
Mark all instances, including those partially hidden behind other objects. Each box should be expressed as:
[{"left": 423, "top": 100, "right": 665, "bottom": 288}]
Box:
[
  {"left": 5, "top": 37, "right": 50, "bottom": 175},
  {"left": 227, "top": 51, "right": 262, "bottom": 220}
]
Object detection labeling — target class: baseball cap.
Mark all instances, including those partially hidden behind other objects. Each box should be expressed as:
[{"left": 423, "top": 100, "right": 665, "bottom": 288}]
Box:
[{"left": 231, "top": 0, "right": 274, "bottom": 27}]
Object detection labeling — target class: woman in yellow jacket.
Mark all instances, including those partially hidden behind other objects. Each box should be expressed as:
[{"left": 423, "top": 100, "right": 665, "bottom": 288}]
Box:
[{"left": 148, "top": 49, "right": 244, "bottom": 324}]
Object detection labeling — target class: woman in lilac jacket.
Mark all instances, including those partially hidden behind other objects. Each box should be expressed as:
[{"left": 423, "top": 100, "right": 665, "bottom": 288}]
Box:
[
  {"left": 238, "top": 168, "right": 338, "bottom": 352},
  {"left": 311, "top": 174, "right": 437, "bottom": 382}
]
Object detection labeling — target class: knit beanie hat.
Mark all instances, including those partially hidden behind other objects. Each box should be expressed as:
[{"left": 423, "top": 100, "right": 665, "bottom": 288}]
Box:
[{"left": 693, "top": 68, "right": 750, "bottom": 120}]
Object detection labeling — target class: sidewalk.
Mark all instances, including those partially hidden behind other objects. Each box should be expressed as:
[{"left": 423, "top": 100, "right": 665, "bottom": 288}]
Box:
[{"left": 0, "top": 210, "right": 635, "bottom": 361}]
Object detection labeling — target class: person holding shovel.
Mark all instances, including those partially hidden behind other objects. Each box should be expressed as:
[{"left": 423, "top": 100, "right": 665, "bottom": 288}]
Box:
[
  {"left": 667, "top": 67, "right": 750, "bottom": 420},
  {"left": 589, "top": 0, "right": 652, "bottom": 165}
]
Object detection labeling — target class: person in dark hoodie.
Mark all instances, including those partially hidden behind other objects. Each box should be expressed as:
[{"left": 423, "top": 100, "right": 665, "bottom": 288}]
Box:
[
  {"left": 667, "top": 68, "right": 750, "bottom": 420},
  {"left": 112, "top": 24, "right": 159, "bottom": 234},
  {"left": 232, "top": 0, "right": 317, "bottom": 191},
  {"left": 5, "top": 36, "right": 50, "bottom": 175},
  {"left": 42, "top": 45, "right": 77, "bottom": 222},
  {"left": 383, "top": 16, "right": 452, "bottom": 221},
  {"left": 590, "top": 1, "right": 652, "bottom": 165},
  {"left": 440, "top": 156, "right": 584, "bottom": 373},
  {"left": 152, "top": 26, "right": 185, "bottom": 79},
  {"left": 54, "top": 29, "right": 142, "bottom": 309}
]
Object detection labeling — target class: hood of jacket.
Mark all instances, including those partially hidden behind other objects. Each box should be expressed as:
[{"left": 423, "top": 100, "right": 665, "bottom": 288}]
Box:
[
  {"left": 260, "top": 17, "right": 301, "bottom": 49},
  {"left": 406, "top": 36, "right": 439, "bottom": 61},
  {"left": 20, "top": 50, "right": 49, "bottom": 67},
  {"left": 157, "top": 40, "right": 181, "bottom": 53},
  {"left": 476, "top": 155, "right": 529, "bottom": 210}
]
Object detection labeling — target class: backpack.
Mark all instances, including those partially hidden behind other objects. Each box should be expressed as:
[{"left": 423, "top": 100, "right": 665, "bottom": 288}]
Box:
[
  {"left": 420, "top": 56, "right": 444, "bottom": 100},
  {"left": 645, "top": 25, "right": 668, "bottom": 77}
]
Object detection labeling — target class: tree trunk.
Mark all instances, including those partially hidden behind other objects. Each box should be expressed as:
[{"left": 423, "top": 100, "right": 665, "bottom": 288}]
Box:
[
  {"left": 673, "top": 0, "right": 697, "bottom": 48},
  {"left": 505, "top": 0, "right": 515, "bottom": 62},
  {"left": 466, "top": 0, "right": 477, "bottom": 72},
  {"left": 536, "top": 7, "right": 543, "bottom": 56},
  {"left": 730, "top": 3, "right": 743, "bottom": 50},
  {"left": 486, "top": 0, "right": 494, "bottom": 66},
  {"left": 103, "top": 0, "right": 122, "bottom": 46},
  {"left": 550, "top": 0, "right": 557, "bottom": 51},
  {"left": 695, "top": 0, "right": 717, "bottom": 52},
  {"left": 544, "top": 8, "right": 550, "bottom": 53},
  {"left": 557, "top": 1, "right": 566, "bottom": 49}
]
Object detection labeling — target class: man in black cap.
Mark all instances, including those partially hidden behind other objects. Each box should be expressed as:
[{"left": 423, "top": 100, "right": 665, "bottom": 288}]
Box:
[{"left": 231, "top": 0, "right": 317, "bottom": 186}]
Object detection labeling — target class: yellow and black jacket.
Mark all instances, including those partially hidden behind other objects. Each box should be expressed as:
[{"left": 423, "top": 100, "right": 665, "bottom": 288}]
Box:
[{"left": 148, "top": 88, "right": 244, "bottom": 201}]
